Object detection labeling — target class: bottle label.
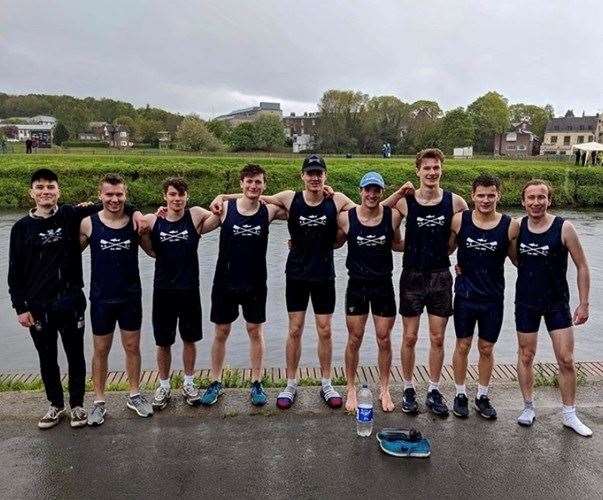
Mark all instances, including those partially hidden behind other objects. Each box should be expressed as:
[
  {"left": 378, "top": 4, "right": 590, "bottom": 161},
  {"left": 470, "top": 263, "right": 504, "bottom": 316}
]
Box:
[{"left": 356, "top": 405, "right": 373, "bottom": 422}]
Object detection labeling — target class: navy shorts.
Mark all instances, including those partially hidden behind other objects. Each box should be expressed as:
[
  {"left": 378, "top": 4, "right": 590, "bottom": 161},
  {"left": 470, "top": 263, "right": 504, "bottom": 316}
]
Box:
[
  {"left": 454, "top": 296, "right": 504, "bottom": 343},
  {"left": 399, "top": 269, "right": 453, "bottom": 318},
  {"left": 91, "top": 296, "right": 142, "bottom": 335},
  {"left": 153, "top": 288, "right": 202, "bottom": 346},
  {"left": 286, "top": 277, "right": 336, "bottom": 315},
  {"left": 345, "top": 278, "right": 396, "bottom": 318},
  {"left": 515, "top": 302, "right": 572, "bottom": 333},
  {"left": 210, "top": 284, "right": 267, "bottom": 325}
]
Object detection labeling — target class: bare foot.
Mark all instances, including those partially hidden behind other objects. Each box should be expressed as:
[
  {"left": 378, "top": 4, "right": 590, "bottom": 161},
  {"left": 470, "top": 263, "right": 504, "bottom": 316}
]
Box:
[
  {"left": 345, "top": 387, "right": 357, "bottom": 412},
  {"left": 380, "top": 388, "right": 395, "bottom": 412}
]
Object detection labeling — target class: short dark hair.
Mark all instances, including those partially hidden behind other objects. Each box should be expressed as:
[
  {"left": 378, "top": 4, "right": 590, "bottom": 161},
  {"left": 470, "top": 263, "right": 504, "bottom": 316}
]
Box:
[
  {"left": 472, "top": 173, "right": 501, "bottom": 192},
  {"left": 415, "top": 148, "right": 444, "bottom": 169},
  {"left": 99, "top": 173, "right": 126, "bottom": 189},
  {"left": 240, "top": 164, "right": 267, "bottom": 182},
  {"left": 30, "top": 168, "right": 58, "bottom": 186},
  {"left": 521, "top": 179, "right": 553, "bottom": 201},
  {"left": 163, "top": 176, "right": 188, "bottom": 195}
]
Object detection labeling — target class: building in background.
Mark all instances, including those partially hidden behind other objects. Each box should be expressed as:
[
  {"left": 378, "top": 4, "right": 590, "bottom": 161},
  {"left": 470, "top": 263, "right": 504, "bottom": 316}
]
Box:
[
  {"left": 494, "top": 121, "right": 541, "bottom": 157},
  {"left": 0, "top": 123, "right": 54, "bottom": 147},
  {"left": 540, "top": 110, "right": 601, "bottom": 155},
  {"left": 283, "top": 112, "right": 320, "bottom": 153},
  {"left": 215, "top": 102, "right": 282, "bottom": 126},
  {"left": 78, "top": 122, "right": 133, "bottom": 148}
]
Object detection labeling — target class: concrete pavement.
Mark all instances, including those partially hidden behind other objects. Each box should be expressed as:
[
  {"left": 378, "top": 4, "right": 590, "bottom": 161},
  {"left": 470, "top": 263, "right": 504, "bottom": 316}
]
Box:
[{"left": 0, "top": 383, "right": 601, "bottom": 499}]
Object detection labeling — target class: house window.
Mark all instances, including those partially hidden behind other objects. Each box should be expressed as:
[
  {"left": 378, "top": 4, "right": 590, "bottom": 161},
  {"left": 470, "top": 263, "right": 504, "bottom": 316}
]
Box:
[
  {"left": 121, "top": 141, "right": 127, "bottom": 146},
  {"left": 517, "top": 144, "right": 527, "bottom": 150},
  {"left": 550, "top": 136, "right": 558, "bottom": 144},
  {"left": 120, "top": 131, "right": 127, "bottom": 137},
  {"left": 577, "top": 136, "right": 584, "bottom": 143},
  {"left": 563, "top": 136, "right": 570, "bottom": 145},
  {"left": 506, "top": 144, "right": 516, "bottom": 150}
]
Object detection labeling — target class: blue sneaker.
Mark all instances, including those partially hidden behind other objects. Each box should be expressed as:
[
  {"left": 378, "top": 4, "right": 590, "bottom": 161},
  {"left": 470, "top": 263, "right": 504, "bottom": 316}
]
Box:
[
  {"left": 200, "top": 381, "right": 223, "bottom": 406},
  {"left": 250, "top": 381, "right": 267, "bottom": 407},
  {"left": 376, "top": 428, "right": 431, "bottom": 458}
]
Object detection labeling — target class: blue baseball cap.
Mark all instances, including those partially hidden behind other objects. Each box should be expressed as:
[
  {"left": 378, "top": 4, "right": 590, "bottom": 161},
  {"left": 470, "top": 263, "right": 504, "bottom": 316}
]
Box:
[{"left": 359, "top": 171, "right": 385, "bottom": 189}]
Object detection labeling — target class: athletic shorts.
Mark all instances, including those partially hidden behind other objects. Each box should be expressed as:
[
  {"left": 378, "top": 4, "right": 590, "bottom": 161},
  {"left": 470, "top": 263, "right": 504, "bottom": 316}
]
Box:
[
  {"left": 345, "top": 278, "right": 396, "bottom": 318},
  {"left": 399, "top": 269, "right": 453, "bottom": 317},
  {"left": 286, "top": 277, "right": 336, "bottom": 315},
  {"left": 90, "top": 296, "right": 142, "bottom": 335},
  {"left": 153, "top": 288, "right": 202, "bottom": 346},
  {"left": 210, "top": 284, "right": 267, "bottom": 325},
  {"left": 515, "top": 301, "right": 572, "bottom": 333},
  {"left": 454, "top": 296, "right": 504, "bottom": 343}
]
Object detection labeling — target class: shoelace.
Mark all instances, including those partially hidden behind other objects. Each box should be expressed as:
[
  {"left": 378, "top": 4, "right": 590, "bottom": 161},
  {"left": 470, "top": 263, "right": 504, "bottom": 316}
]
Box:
[
  {"left": 479, "top": 396, "right": 492, "bottom": 409},
  {"left": 252, "top": 383, "right": 265, "bottom": 396},
  {"left": 44, "top": 407, "right": 62, "bottom": 419},
  {"left": 278, "top": 385, "right": 296, "bottom": 400},
  {"left": 431, "top": 391, "right": 445, "bottom": 405},
  {"left": 322, "top": 385, "right": 340, "bottom": 400},
  {"left": 72, "top": 407, "right": 86, "bottom": 419}
]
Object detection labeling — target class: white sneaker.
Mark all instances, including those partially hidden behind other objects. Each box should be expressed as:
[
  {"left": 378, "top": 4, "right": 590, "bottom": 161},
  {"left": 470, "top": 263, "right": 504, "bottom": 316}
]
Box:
[
  {"left": 517, "top": 407, "right": 536, "bottom": 427},
  {"left": 563, "top": 413, "right": 593, "bottom": 437}
]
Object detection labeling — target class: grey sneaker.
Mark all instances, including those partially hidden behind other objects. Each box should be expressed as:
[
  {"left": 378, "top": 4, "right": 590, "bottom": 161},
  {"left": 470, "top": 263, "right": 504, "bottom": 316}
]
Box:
[
  {"left": 126, "top": 394, "right": 154, "bottom": 417},
  {"left": 87, "top": 401, "right": 107, "bottom": 427},
  {"left": 69, "top": 406, "right": 88, "bottom": 428},
  {"left": 152, "top": 386, "right": 171, "bottom": 410},
  {"left": 38, "top": 405, "right": 65, "bottom": 429},
  {"left": 182, "top": 382, "right": 201, "bottom": 406}
]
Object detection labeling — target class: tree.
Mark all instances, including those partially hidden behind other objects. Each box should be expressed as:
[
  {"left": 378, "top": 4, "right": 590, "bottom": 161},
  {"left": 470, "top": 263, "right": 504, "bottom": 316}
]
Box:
[
  {"left": 252, "top": 114, "right": 286, "bottom": 151},
  {"left": 400, "top": 100, "right": 443, "bottom": 153},
  {"left": 135, "top": 118, "right": 163, "bottom": 144},
  {"left": 229, "top": 122, "right": 257, "bottom": 151},
  {"left": 508, "top": 103, "right": 554, "bottom": 140},
  {"left": 207, "top": 119, "right": 233, "bottom": 142},
  {"left": 467, "top": 91, "right": 509, "bottom": 152},
  {"left": 114, "top": 115, "right": 137, "bottom": 137},
  {"left": 53, "top": 122, "right": 70, "bottom": 146},
  {"left": 363, "top": 96, "right": 410, "bottom": 153},
  {"left": 175, "top": 116, "right": 223, "bottom": 152},
  {"left": 317, "top": 90, "right": 368, "bottom": 153},
  {"left": 437, "top": 108, "right": 475, "bottom": 154}
]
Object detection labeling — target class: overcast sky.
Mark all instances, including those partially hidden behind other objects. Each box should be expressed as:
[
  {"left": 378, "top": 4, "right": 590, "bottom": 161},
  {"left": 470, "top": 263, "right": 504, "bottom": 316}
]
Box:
[{"left": 1, "top": 1, "right": 602, "bottom": 119}]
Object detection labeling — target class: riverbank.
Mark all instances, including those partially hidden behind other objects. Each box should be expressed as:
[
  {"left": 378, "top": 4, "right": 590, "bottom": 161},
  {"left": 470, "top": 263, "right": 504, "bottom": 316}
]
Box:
[{"left": 0, "top": 153, "right": 602, "bottom": 208}]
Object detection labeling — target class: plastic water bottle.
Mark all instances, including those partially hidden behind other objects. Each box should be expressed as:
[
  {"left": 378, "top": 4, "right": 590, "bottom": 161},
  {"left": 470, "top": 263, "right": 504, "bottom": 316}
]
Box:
[{"left": 356, "top": 384, "right": 374, "bottom": 437}]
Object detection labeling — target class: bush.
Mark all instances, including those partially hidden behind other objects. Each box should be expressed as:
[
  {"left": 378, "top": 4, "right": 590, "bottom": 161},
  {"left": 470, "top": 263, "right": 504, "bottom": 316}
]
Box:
[{"left": 63, "top": 140, "right": 109, "bottom": 148}]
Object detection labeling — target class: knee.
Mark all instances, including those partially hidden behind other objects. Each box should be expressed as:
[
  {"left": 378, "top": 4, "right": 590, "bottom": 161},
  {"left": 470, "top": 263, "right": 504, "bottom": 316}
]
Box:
[
  {"left": 347, "top": 334, "right": 363, "bottom": 351},
  {"left": 518, "top": 346, "right": 536, "bottom": 366},
  {"left": 122, "top": 339, "right": 140, "bottom": 356},
  {"left": 288, "top": 323, "right": 303, "bottom": 341},
  {"left": 455, "top": 341, "right": 471, "bottom": 356},
  {"left": 214, "top": 326, "right": 231, "bottom": 342},
  {"left": 94, "top": 342, "right": 111, "bottom": 358},
  {"left": 403, "top": 331, "right": 418, "bottom": 348},
  {"left": 316, "top": 323, "right": 332, "bottom": 341},
  {"left": 429, "top": 331, "right": 444, "bottom": 349},
  {"left": 376, "top": 335, "right": 391, "bottom": 352},
  {"left": 478, "top": 343, "right": 494, "bottom": 358},
  {"left": 557, "top": 352, "right": 574, "bottom": 372},
  {"left": 246, "top": 324, "right": 262, "bottom": 340}
]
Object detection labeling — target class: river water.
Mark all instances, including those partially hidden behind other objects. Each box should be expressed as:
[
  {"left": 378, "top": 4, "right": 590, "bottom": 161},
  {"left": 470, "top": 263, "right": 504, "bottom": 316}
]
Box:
[{"left": 1, "top": 209, "right": 601, "bottom": 372}]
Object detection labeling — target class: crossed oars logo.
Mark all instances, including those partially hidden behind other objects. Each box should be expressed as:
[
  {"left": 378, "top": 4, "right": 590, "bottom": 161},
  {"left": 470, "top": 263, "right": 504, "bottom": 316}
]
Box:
[
  {"left": 233, "top": 224, "right": 261, "bottom": 236},
  {"left": 159, "top": 230, "right": 189, "bottom": 243},
  {"left": 299, "top": 215, "right": 327, "bottom": 227},
  {"left": 465, "top": 237, "right": 497, "bottom": 252},
  {"left": 100, "top": 238, "right": 131, "bottom": 251},
  {"left": 417, "top": 215, "right": 445, "bottom": 228},
  {"left": 519, "top": 242, "right": 550, "bottom": 257},
  {"left": 356, "top": 235, "right": 386, "bottom": 247}
]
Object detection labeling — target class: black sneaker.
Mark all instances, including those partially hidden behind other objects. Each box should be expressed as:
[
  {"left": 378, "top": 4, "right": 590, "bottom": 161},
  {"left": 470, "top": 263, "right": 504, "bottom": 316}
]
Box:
[
  {"left": 475, "top": 395, "right": 497, "bottom": 419},
  {"left": 401, "top": 388, "right": 419, "bottom": 414},
  {"left": 453, "top": 394, "right": 469, "bottom": 418},
  {"left": 426, "top": 389, "right": 449, "bottom": 417}
]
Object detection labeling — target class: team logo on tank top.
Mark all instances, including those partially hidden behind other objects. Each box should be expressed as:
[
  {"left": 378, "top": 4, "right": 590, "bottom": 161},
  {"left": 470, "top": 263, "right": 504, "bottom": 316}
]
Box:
[
  {"left": 465, "top": 237, "right": 497, "bottom": 252},
  {"left": 100, "top": 238, "right": 131, "bottom": 251},
  {"left": 356, "top": 234, "right": 386, "bottom": 247},
  {"left": 233, "top": 224, "right": 261, "bottom": 236},
  {"left": 416, "top": 215, "right": 445, "bottom": 228},
  {"left": 159, "top": 229, "right": 189, "bottom": 243},
  {"left": 38, "top": 228, "right": 63, "bottom": 245},
  {"left": 298, "top": 215, "right": 327, "bottom": 227},
  {"left": 519, "top": 242, "right": 550, "bottom": 256}
]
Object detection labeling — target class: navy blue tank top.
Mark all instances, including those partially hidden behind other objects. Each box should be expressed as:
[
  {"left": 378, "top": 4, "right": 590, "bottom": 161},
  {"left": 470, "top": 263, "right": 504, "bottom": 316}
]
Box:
[
  {"left": 286, "top": 191, "right": 338, "bottom": 281},
  {"left": 346, "top": 206, "right": 394, "bottom": 280},
  {"left": 151, "top": 210, "right": 200, "bottom": 290},
  {"left": 455, "top": 211, "right": 511, "bottom": 302},
  {"left": 214, "top": 200, "right": 269, "bottom": 290},
  {"left": 403, "top": 191, "right": 453, "bottom": 271},
  {"left": 516, "top": 216, "right": 569, "bottom": 306},
  {"left": 89, "top": 213, "right": 141, "bottom": 302}
]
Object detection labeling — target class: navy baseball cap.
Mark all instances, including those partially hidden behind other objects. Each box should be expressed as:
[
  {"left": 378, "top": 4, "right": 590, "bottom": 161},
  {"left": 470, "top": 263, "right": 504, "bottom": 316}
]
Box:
[
  {"left": 302, "top": 154, "right": 327, "bottom": 172},
  {"left": 359, "top": 171, "right": 385, "bottom": 189}
]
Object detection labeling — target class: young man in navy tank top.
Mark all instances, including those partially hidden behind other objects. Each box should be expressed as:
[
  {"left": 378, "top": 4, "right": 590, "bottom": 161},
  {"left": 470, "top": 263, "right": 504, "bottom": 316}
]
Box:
[
  {"left": 511, "top": 180, "right": 592, "bottom": 436},
  {"left": 140, "top": 177, "right": 218, "bottom": 410},
  {"left": 210, "top": 155, "right": 356, "bottom": 409},
  {"left": 201, "top": 165, "right": 286, "bottom": 407},
  {"left": 449, "top": 174, "right": 519, "bottom": 419},
  {"left": 80, "top": 174, "right": 153, "bottom": 424},
  {"left": 382, "top": 148, "right": 468, "bottom": 417},
  {"left": 336, "top": 172, "right": 404, "bottom": 412}
]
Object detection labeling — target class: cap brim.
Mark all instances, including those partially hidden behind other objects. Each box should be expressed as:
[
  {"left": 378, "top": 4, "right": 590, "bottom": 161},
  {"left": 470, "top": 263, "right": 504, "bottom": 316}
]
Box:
[
  {"left": 360, "top": 182, "right": 385, "bottom": 189},
  {"left": 302, "top": 166, "right": 326, "bottom": 172}
]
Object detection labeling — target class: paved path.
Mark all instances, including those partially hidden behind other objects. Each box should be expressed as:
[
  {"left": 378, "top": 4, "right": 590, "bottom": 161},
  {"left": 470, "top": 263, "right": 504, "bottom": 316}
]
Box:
[{"left": 0, "top": 383, "right": 601, "bottom": 499}]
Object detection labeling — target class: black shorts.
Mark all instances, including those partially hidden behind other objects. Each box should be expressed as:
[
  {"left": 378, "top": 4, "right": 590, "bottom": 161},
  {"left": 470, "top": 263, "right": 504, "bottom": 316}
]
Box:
[
  {"left": 286, "top": 277, "right": 336, "bottom": 315},
  {"left": 153, "top": 288, "right": 202, "bottom": 346},
  {"left": 345, "top": 278, "right": 396, "bottom": 318},
  {"left": 91, "top": 296, "right": 142, "bottom": 335},
  {"left": 399, "top": 269, "right": 453, "bottom": 317},
  {"left": 454, "top": 296, "right": 504, "bottom": 343},
  {"left": 210, "top": 284, "right": 267, "bottom": 325},
  {"left": 515, "top": 301, "right": 572, "bottom": 333}
]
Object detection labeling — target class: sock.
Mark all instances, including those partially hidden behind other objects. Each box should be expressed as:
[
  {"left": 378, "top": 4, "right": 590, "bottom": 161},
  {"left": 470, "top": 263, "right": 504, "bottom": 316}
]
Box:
[
  {"left": 455, "top": 384, "right": 466, "bottom": 396},
  {"left": 93, "top": 400, "right": 105, "bottom": 405},
  {"left": 428, "top": 380, "right": 439, "bottom": 392},
  {"left": 287, "top": 378, "right": 298, "bottom": 388},
  {"left": 321, "top": 378, "right": 332, "bottom": 389},
  {"left": 477, "top": 384, "right": 489, "bottom": 398},
  {"left": 403, "top": 379, "right": 414, "bottom": 390},
  {"left": 184, "top": 375, "right": 194, "bottom": 386},
  {"left": 562, "top": 405, "right": 576, "bottom": 416},
  {"left": 524, "top": 400, "right": 534, "bottom": 409},
  {"left": 129, "top": 392, "right": 140, "bottom": 398},
  {"left": 159, "top": 378, "right": 171, "bottom": 389}
]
